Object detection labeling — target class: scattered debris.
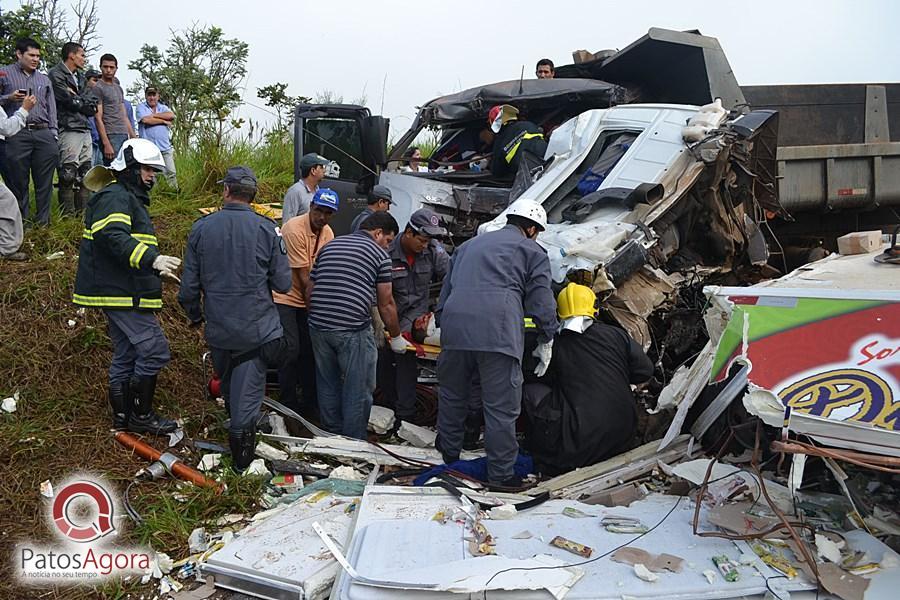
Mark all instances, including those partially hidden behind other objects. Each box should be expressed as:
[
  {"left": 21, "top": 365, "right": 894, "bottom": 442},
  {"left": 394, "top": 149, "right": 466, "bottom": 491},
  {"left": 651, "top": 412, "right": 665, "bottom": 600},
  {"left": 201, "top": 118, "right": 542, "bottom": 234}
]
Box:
[
  {"left": 488, "top": 504, "right": 517, "bottom": 520},
  {"left": 244, "top": 458, "right": 270, "bottom": 477},
  {"left": 602, "top": 515, "right": 648, "bottom": 534},
  {"left": 511, "top": 530, "right": 534, "bottom": 540},
  {"left": 611, "top": 547, "right": 685, "bottom": 573},
  {"left": 633, "top": 563, "right": 659, "bottom": 582},
  {"left": 187, "top": 528, "right": 208, "bottom": 554},
  {"left": 329, "top": 465, "right": 365, "bottom": 481},
  {"left": 397, "top": 420, "right": 437, "bottom": 448},
  {"left": 1, "top": 391, "right": 18, "bottom": 413},
  {"left": 562, "top": 506, "right": 591, "bottom": 518},
  {"left": 45, "top": 250, "right": 64, "bottom": 260},
  {"left": 66, "top": 319, "right": 76, "bottom": 327},
  {"left": 167, "top": 428, "right": 185, "bottom": 448},
  {"left": 254, "top": 440, "right": 288, "bottom": 461},
  {"left": 702, "top": 569, "right": 717, "bottom": 584},
  {"left": 197, "top": 453, "right": 221, "bottom": 472},
  {"left": 550, "top": 535, "right": 593, "bottom": 558},
  {"left": 39, "top": 480, "right": 53, "bottom": 498},
  {"left": 367, "top": 405, "right": 395, "bottom": 434},
  {"left": 816, "top": 532, "right": 845, "bottom": 564},
  {"left": 712, "top": 555, "right": 741, "bottom": 582}
]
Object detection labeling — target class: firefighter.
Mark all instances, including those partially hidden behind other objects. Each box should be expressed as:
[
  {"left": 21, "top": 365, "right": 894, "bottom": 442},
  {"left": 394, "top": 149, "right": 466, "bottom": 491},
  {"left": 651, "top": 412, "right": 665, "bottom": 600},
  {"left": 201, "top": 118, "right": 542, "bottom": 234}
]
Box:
[
  {"left": 488, "top": 104, "right": 547, "bottom": 180},
  {"left": 376, "top": 208, "right": 449, "bottom": 424},
  {"left": 73, "top": 138, "right": 180, "bottom": 434},
  {"left": 434, "top": 198, "right": 558, "bottom": 486},
  {"left": 178, "top": 166, "right": 292, "bottom": 472}
]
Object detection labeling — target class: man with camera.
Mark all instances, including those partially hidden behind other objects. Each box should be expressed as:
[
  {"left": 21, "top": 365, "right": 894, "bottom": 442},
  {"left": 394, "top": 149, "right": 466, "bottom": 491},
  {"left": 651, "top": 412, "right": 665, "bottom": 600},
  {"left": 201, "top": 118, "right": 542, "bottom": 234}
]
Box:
[{"left": 49, "top": 42, "right": 97, "bottom": 216}]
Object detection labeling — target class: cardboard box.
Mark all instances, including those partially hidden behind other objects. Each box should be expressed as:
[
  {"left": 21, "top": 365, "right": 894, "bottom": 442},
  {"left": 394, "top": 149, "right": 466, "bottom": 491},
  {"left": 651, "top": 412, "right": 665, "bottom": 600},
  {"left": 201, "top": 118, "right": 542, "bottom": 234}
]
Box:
[
  {"left": 572, "top": 49, "right": 594, "bottom": 64},
  {"left": 837, "top": 231, "right": 883, "bottom": 255}
]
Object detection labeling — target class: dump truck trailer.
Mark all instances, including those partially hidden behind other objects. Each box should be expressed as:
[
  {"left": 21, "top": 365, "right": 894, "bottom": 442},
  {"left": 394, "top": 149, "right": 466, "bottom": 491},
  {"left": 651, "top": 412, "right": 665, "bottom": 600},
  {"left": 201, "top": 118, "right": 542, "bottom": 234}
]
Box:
[{"left": 742, "top": 83, "right": 900, "bottom": 255}]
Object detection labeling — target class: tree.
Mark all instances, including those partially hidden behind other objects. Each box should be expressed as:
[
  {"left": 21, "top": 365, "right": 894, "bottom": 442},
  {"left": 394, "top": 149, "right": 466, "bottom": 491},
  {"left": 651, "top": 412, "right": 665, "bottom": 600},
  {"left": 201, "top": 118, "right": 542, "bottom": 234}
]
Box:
[
  {"left": 257, "top": 82, "right": 310, "bottom": 133},
  {"left": 128, "top": 25, "right": 249, "bottom": 146},
  {"left": 0, "top": 1, "right": 100, "bottom": 66}
]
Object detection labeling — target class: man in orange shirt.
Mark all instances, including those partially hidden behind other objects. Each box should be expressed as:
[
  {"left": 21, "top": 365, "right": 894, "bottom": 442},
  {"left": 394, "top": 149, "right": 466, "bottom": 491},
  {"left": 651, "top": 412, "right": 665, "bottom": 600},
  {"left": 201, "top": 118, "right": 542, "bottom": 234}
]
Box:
[{"left": 274, "top": 188, "right": 339, "bottom": 411}]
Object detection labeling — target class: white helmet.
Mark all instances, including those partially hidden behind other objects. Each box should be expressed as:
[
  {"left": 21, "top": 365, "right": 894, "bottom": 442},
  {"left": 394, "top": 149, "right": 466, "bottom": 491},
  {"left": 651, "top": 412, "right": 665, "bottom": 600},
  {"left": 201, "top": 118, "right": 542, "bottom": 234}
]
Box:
[
  {"left": 506, "top": 198, "right": 547, "bottom": 231},
  {"left": 110, "top": 138, "right": 166, "bottom": 172}
]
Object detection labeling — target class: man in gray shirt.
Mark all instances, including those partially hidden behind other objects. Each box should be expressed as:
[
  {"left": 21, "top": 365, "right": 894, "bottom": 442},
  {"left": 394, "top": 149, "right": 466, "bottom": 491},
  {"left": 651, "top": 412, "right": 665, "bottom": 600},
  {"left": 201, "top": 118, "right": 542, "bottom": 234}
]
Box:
[
  {"left": 282, "top": 153, "right": 328, "bottom": 224},
  {"left": 93, "top": 53, "right": 134, "bottom": 165}
]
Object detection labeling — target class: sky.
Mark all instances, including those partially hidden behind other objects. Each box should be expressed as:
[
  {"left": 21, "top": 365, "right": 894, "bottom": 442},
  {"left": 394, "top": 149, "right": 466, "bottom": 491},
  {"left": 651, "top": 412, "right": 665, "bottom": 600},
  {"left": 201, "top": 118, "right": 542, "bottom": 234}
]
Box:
[{"left": 21, "top": 0, "right": 900, "bottom": 139}]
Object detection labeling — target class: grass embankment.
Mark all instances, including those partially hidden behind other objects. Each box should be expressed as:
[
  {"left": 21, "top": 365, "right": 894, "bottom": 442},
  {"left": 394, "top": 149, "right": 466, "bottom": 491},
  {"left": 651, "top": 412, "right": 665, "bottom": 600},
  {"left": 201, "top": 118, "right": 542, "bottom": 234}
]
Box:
[{"left": 0, "top": 133, "right": 293, "bottom": 599}]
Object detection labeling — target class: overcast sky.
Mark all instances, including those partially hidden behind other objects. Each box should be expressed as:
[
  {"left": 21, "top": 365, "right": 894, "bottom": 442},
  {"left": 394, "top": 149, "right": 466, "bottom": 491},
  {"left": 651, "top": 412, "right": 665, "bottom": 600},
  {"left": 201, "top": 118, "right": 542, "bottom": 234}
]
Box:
[{"left": 30, "top": 0, "right": 900, "bottom": 138}]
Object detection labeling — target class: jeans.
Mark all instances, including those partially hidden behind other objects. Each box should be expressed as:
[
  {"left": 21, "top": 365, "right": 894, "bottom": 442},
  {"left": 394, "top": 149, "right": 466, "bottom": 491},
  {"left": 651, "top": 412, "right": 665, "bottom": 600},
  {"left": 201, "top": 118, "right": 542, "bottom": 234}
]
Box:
[
  {"left": 309, "top": 325, "right": 377, "bottom": 439},
  {"left": 103, "top": 133, "right": 128, "bottom": 166},
  {"left": 161, "top": 150, "right": 177, "bottom": 188}
]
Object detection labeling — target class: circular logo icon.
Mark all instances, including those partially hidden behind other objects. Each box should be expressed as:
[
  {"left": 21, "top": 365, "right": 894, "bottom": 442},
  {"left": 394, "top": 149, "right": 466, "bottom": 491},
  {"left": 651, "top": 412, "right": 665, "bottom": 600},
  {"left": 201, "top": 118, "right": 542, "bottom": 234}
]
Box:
[{"left": 51, "top": 481, "right": 115, "bottom": 542}]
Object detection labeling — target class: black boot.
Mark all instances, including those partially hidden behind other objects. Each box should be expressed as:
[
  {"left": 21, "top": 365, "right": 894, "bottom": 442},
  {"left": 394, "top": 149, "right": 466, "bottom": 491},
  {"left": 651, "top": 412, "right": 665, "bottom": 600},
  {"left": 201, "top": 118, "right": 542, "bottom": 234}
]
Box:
[
  {"left": 434, "top": 434, "right": 459, "bottom": 465},
  {"left": 58, "top": 186, "right": 76, "bottom": 216},
  {"left": 74, "top": 183, "right": 90, "bottom": 213},
  {"left": 108, "top": 380, "right": 130, "bottom": 429},
  {"left": 229, "top": 425, "right": 257, "bottom": 473},
  {"left": 129, "top": 375, "right": 178, "bottom": 435},
  {"left": 463, "top": 413, "right": 483, "bottom": 451}
]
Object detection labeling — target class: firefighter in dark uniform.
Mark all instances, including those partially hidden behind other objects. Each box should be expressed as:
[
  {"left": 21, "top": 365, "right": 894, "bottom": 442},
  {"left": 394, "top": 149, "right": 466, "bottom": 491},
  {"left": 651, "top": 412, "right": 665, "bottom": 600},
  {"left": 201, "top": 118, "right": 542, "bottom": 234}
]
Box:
[
  {"left": 488, "top": 104, "right": 547, "bottom": 179},
  {"left": 435, "top": 199, "right": 558, "bottom": 486},
  {"left": 376, "top": 208, "right": 449, "bottom": 424},
  {"left": 74, "top": 138, "right": 180, "bottom": 434},
  {"left": 178, "top": 166, "right": 292, "bottom": 472}
]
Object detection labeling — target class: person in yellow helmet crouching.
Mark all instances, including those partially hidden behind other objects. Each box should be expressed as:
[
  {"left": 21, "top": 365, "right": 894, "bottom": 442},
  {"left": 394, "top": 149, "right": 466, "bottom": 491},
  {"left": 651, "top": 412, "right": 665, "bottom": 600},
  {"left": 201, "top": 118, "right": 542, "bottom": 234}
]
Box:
[{"left": 522, "top": 282, "right": 654, "bottom": 477}]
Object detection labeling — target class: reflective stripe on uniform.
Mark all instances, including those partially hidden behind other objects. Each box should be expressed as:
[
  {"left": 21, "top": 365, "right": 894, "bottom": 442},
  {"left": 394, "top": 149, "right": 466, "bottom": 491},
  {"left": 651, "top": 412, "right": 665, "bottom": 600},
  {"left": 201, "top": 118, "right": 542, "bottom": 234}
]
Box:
[
  {"left": 129, "top": 242, "right": 149, "bottom": 269},
  {"left": 131, "top": 233, "right": 158, "bottom": 245},
  {"left": 89, "top": 212, "right": 132, "bottom": 233},
  {"left": 73, "top": 293, "right": 134, "bottom": 307},
  {"left": 82, "top": 228, "right": 93, "bottom": 240},
  {"left": 138, "top": 298, "right": 162, "bottom": 309},
  {"left": 524, "top": 317, "right": 536, "bottom": 329},
  {"left": 505, "top": 132, "right": 544, "bottom": 164}
]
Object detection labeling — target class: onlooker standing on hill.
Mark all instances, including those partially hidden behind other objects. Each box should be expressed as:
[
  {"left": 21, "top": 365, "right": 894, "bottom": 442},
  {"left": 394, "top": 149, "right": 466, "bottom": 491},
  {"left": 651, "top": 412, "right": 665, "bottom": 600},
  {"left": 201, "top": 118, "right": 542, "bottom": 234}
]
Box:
[
  {"left": 93, "top": 53, "right": 135, "bottom": 165},
  {"left": 0, "top": 37, "right": 59, "bottom": 226},
  {"left": 0, "top": 91, "right": 36, "bottom": 260},
  {"left": 84, "top": 69, "right": 103, "bottom": 165},
  {"left": 49, "top": 42, "right": 97, "bottom": 216},
  {"left": 136, "top": 87, "right": 177, "bottom": 187},
  {"left": 282, "top": 153, "right": 329, "bottom": 224}
]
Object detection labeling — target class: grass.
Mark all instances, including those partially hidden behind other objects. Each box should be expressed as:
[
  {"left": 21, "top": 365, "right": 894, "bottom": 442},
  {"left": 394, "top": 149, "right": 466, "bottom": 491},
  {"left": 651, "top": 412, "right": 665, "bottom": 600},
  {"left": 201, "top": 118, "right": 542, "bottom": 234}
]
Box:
[{"left": 0, "top": 131, "right": 294, "bottom": 599}]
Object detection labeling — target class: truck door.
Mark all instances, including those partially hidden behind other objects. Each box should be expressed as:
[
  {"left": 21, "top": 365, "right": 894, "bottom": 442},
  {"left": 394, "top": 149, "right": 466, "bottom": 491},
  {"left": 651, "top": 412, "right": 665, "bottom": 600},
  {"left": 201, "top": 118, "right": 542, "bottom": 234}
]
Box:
[{"left": 293, "top": 105, "right": 387, "bottom": 234}]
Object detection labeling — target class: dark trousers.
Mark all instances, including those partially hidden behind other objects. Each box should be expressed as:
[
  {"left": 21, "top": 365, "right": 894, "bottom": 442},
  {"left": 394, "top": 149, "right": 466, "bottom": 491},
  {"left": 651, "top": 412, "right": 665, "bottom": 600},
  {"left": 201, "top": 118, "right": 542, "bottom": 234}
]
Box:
[
  {"left": 276, "top": 303, "right": 317, "bottom": 410},
  {"left": 437, "top": 350, "right": 523, "bottom": 484},
  {"left": 210, "top": 348, "right": 267, "bottom": 432},
  {"left": 104, "top": 309, "right": 171, "bottom": 384},
  {"left": 5, "top": 128, "right": 58, "bottom": 225},
  {"left": 376, "top": 345, "right": 419, "bottom": 422}
]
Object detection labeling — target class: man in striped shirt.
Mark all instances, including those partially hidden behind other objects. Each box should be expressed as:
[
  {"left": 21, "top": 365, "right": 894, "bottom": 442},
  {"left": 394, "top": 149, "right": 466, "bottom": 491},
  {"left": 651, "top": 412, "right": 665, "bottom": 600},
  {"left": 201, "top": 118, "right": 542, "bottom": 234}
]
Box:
[{"left": 307, "top": 211, "right": 408, "bottom": 438}]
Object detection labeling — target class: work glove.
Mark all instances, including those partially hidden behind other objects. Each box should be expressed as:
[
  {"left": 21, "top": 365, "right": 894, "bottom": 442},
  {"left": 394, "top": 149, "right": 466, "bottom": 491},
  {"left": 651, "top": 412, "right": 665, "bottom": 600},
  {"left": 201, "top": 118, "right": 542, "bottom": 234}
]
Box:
[
  {"left": 532, "top": 339, "right": 553, "bottom": 377},
  {"left": 389, "top": 335, "right": 408, "bottom": 354},
  {"left": 152, "top": 254, "right": 182, "bottom": 282}
]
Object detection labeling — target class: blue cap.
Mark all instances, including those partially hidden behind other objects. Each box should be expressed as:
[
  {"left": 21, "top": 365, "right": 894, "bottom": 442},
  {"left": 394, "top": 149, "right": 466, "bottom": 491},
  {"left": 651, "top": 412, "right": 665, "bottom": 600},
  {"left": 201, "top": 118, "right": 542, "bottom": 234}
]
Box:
[{"left": 311, "top": 188, "right": 339, "bottom": 211}]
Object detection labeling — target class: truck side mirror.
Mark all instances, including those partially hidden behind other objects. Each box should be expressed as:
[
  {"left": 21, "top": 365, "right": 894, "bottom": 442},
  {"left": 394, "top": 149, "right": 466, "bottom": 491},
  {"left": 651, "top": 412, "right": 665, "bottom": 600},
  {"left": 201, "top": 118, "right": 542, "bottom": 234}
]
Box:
[{"left": 361, "top": 116, "right": 390, "bottom": 167}]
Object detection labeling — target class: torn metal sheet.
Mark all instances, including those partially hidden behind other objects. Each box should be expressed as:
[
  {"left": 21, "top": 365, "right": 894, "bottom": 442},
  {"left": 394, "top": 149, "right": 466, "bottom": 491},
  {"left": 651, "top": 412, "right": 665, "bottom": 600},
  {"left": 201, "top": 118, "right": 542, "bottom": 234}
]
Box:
[
  {"left": 530, "top": 434, "right": 690, "bottom": 498},
  {"left": 332, "top": 489, "right": 819, "bottom": 600},
  {"left": 263, "top": 434, "right": 483, "bottom": 467},
  {"left": 704, "top": 252, "right": 900, "bottom": 456},
  {"left": 201, "top": 491, "right": 355, "bottom": 599}
]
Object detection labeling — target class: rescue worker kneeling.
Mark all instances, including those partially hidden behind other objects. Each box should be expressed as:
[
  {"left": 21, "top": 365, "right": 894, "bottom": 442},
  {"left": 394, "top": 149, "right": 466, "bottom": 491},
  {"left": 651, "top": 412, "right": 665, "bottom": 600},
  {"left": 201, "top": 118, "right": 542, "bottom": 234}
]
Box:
[
  {"left": 74, "top": 139, "right": 181, "bottom": 434},
  {"left": 523, "top": 283, "right": 654, "bottom": 476},
  {"left": 178, "top": 166, "right": 293, "bottom": 472}
]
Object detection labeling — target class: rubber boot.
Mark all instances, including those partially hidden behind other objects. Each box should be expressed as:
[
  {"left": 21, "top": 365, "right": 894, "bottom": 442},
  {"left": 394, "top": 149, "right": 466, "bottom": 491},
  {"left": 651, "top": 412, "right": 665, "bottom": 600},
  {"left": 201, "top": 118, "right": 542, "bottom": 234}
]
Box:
[
  {"left": 129, "top": 374, "right": 178, "bottom": 434},
  {"left": 75, "top": 184, "right": 90, "bottom": 213},
  {"left": 58, "top": 186, "right": 76, "bottom": 217},
  {"left": 108, "top": 380, "right": 130, "bottom": 429},
  {"left": 229, "top": 425, "right": 257, "bottom": 473}
]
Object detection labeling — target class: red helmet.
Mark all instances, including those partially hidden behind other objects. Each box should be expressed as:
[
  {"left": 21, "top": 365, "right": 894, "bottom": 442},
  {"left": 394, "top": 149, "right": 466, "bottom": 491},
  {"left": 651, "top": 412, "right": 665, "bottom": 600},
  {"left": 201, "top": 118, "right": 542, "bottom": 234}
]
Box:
[{"left": 488, "top": 105, "right": 502, "bottom": 125}]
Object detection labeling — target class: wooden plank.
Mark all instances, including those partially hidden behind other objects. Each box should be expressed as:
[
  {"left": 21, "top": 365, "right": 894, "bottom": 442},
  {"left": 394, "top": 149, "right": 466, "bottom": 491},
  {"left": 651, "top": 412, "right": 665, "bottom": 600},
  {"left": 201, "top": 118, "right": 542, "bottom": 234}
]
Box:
[{"left": 530, "top": 434, "right": 690, "bottom": 495}]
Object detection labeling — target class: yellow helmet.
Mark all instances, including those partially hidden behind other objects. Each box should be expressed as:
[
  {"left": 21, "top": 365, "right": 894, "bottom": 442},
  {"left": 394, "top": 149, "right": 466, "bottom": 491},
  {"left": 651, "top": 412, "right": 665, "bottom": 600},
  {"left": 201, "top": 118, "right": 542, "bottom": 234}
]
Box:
[{"left": 557, "top": 283, "right": 597, "bottom": 319}]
